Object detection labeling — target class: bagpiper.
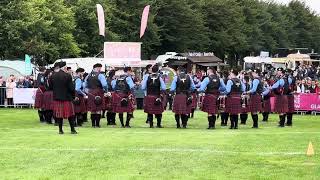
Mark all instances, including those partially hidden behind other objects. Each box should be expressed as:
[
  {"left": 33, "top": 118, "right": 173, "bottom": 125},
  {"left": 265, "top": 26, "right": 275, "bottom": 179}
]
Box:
[
  {"left": 271, "top": 68, "right": 294, "bottom": 127},
  {"left": 245, "top": 69, "right": 264, "bottom": 128},
  {"left": 223, "top": 69, "right": 245, "bottom": 129},
  {"left": 141, "top": 65, "right": 166, "bottom": 128},
  {"left": 199, "top": 67, "right": 226, "bottom": 129},
  {"left": 84, "top": 63, "right": 108, "bottom": 128},
  {"left": 111, "top": 67, "right": 135, "bottom": 128},
  {"left": 74, "top": 68, "right": 87, "bottom": 127},
  {"left": 34, "top": 67, "right": 46, "bottom": 123},
  {"left": 170, "top": 67, "right": 195, "bottom": 129}
]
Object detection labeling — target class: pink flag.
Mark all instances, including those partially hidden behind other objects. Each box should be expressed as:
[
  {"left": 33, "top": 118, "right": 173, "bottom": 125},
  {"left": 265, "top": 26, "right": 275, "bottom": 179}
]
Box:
[
  {"left": 140, "top": 5, "right": 150, "bottom": 38},
  {"left": 96, "top": 4, "right": 105, "bottom": 36}
]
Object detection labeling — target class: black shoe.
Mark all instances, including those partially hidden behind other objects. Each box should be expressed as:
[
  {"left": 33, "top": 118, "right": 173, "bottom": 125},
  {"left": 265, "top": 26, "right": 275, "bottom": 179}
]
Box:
[
  {"left": 125, "top": 125, "right": 131, "bottom": 128},
  {"left": 252, "top": 126, "right": 258, "bottom": 129},
  {"left": 59, "top": 131, "right": 64, "bottom": 134},
  {"left": 286, "top": 123, "right": 292, "bottom": 127},
  {"left": 182, "top": 126, "right": 187, "bottom": 129},
  {"left": 278, "top": 125, "right": 285, "bottom": 128},
  {"left": 234, "top": 127, "right": 238, "bottom": 129},
  {"left": 156, "top": 125, "right": 163, "bottom": 128},
  {"left": 177, "top": 125, "right": 181, "bottom": 129},
  {"left": 229, "top": 127, "right": 234, "bottom": 129},
  {"left": 71, "top": 131, "right": 78, "bottom": 134}
]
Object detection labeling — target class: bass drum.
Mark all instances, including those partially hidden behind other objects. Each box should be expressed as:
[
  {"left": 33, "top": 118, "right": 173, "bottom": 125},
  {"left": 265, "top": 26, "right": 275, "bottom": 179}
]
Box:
[{"left": 160, "top": 67, "right": 176, "bottom": 89}]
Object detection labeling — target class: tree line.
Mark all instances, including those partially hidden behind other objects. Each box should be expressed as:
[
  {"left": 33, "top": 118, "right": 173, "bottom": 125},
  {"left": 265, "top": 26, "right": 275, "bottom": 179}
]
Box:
[{"left": 0, "top": 0, "right": 319, "bottom": 66}]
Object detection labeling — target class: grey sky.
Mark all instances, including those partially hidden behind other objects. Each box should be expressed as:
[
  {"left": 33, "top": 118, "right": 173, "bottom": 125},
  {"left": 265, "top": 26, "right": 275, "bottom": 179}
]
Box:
[{"left": 271, "top": 0, "right": 320, "bottom": 14}]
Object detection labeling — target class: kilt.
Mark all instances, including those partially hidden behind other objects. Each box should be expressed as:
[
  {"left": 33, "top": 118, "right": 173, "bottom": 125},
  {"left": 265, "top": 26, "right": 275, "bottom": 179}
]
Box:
[
  {"left": 226, "top": 93, "right": 242, "bottom": 115},
  {"left": 191, "top": 93, "right": 197, "bottom": 109},
  {"left": 172, "top": 94, "right": 192, "bottom": 115},
  {"left": 104, "top": 96, "right": 112, "bottom": 111},
  {"left": 201, "top": 94, "right": 218, "bottom": 114},
  {"left": 248, "top": 94, "right": 262, "bottom": 113},
  {"left": 287, "top": 95, "right": 295, "bottom": 113},
  {"left": 143, "top": 95, "right": 165, "bottom": 114},
  {"left": 52, "top": 100, "right": 74, "bottom": 119},
  {"left": 74, "top": 95, "right": 86, "bottom": 113},
  {"left": 112, "top": 92, "right": 134, "bottom": 113},
  {"left": 42, "top": 91, "right": 53, "bottom": 110},
  {"left": 262, "top": 98, "right": 271, "bottom": 113},
  {"left": 87, "top": 89, "right": 105, "bottom": 112},
  {"left": 274, "top": 95, "right": 288, "bottom": 114},
  {"left": 34, "top": 89, "right": 44, "bottom": 109}
]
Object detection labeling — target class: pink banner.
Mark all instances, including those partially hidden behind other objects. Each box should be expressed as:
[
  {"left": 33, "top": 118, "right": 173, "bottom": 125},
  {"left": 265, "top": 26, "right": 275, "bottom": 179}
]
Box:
[
  {"left": 270, "top": 94, "right": 320, "bottom": 111},
  {"left": 96, "top": 4, "right": 105, "bottom": 36},
  {"left": 140, "top": 5, "right": 150, "bottom": 38},
  {"left": 104, "top": 42, "right": 141, "bottom": 65}
]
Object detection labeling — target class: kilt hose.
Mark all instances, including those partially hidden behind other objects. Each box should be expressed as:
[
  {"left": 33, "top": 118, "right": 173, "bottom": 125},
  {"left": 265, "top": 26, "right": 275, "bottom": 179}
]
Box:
[
  {"left": 42, "top": 91, "right": 53, "bottom": 110},
  {"left": 287, "top": 95, "right": 295, "bottom": 113},
  {"left": 52, "top": 100, "right": 75, "bottom": 119},
  {"left": 226, "top": 93, "right": 242, "bottom": 115},
  {"left": 143, "top": 95, "right": 165, "bottom": 115},
  {"left": 201, "top": 93, "right": 218, "bottom": 115},
  {"left": 248, "top": 94, "right": 262, "bottom": 113},
  {"left": 74, "top": 94, "right": 86, "bottom": 114},
  {"left": 104, "top": 92, "right": 113, "bottom": 111},
  {"left": 112, "top": 92, "right": 134, "bottom": 113},
  {"left": 262, "top": 98, "right": 271, "bottom": 113},
  {"left": 87, "top": 89, "right": 104, "bottom": 112},
  {"left": 191, "top": 93, "right": 197, "bottom": 109},
  {"left": 172, "top": 94, "right": 192, "bottom": 115},
  {"left": 34, "top": 89, "right": 44, "bottom": 109},
  {"left": 274, "top": 95, "right": 288, "bottom": 114}
]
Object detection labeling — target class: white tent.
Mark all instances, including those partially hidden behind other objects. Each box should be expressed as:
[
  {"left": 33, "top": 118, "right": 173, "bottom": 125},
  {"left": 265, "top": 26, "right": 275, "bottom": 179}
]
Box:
[
  {"left": 243, "top": 56, "right": 272, "bottom": 64},
  {"left": 0, "top": 60, "right": 35, "bottom": 78}
]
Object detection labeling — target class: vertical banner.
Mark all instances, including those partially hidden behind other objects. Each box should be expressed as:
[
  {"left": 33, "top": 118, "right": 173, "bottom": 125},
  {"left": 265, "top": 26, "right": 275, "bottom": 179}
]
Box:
[
  {"left": 140, "top": 5, "right": 150, "bottom": 38},
  {"left": 96, "top": 4, "right": 105, "bottom": 36},
  {"left": 25, "top": 54, "right": 32, "bottom": 75}
]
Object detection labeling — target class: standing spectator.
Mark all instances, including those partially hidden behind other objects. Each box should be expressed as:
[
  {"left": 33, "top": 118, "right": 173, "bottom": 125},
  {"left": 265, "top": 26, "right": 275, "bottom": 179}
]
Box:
[
  {"left": 0, "top": 76, "right": 6, "bottom": 107},
  {"left": 309, "top": 81, "right": 317, "bottom": 93},
  {"left": 6, "top": 75, "right": 16, "bottom": 108},
  {"left": 316, "top": 82, "right": 320, "bottom": 94},
  {"left": 16, "top": 76, "right": 31, "bottom": 88}
]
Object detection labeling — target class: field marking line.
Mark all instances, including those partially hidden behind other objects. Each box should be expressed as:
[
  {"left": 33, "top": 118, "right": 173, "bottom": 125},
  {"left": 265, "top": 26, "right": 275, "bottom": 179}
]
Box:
[{"left": 0, "top": 147, "right": 305, "bottom": 156}]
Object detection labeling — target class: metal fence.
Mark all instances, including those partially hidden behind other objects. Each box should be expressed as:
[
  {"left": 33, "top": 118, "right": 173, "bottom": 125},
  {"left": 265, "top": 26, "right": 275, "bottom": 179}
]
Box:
[{"left": 0, "top": 87, "right": 33, "bottom": 108}]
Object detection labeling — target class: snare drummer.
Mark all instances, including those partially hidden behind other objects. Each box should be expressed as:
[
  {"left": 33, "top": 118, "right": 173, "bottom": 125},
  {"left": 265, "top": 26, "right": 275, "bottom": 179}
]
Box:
[
  {"left": 84, "top": 63, "right": 108, "bottom": 128},
  {"left": 244, "top": 69, "right": 263, "bottom": 128},
  {"left": 199, "top": 67, "right": 226, "bottom": 129}
]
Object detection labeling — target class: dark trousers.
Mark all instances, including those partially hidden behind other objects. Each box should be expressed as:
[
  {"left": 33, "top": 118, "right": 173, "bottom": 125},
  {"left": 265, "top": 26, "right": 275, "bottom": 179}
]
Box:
[
  {"left": 221, "top": 112, "right": 229, "bottom": 126},
  {"left": 7, "top": 98, "right": 13, "bottom": 108}
]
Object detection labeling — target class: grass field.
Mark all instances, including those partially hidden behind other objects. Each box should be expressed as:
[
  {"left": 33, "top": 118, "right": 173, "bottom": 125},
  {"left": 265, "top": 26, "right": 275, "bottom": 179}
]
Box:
[{"left": 0, "top": 109, "right": 319, "bottom": 179}]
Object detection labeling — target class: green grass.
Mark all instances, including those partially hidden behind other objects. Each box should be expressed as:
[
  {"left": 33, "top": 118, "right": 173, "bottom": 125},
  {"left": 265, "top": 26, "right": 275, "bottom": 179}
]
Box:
[{"left": 0, "top": 109, "right": 319, "bottom": 180}]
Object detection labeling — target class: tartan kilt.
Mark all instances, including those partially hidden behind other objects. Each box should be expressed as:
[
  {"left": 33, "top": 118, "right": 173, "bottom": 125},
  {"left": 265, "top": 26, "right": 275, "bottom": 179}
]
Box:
[
  {"left": 83, "top": 98, "right": 88, "bottom": 112},
  {"left": 201, "top": 94, "right": 218, "bottom": 114},
  {"left": 191, "top": 93, "right": 197, "bottom": 109},
  {"left": 42, "top": 91, "right": 53, "bottom": 110},
  {"left": 53, "top": 100, "right": 74, "bottom": 119},
  {"left": 74, "top": 95, "right": 86, "bottom": 113},
  {"left": 143, "top": 95, "right": 164, "bottom": 114},
  {"left": 226, "top": 93, "right": 242, "bottom": 115},
  {"left": 87, "top": 89, "right": 105, "bottom": 112},
  {"left": 262, "top": 98, "right": 271, "bottom": 113},
  {"left": 34, "top": 89, "right": 44, "bottom": 109},
  {"left": 104, "top": 95, "right": 113, "bottom": 111},
  {"left": 274, "top": 95, "right": 288, "bottom": 114},
  {"left": 248, "top": 94, "right": 262, "bottom": 113},
  {"left": 112, "top": 92, "right": 134, "bottom": 113},
  {"left": 172, "top": 94, "right": 192, "bottom": 115},
  {"left": 287, "top": 95, "right": 295, "bottom": 113}
]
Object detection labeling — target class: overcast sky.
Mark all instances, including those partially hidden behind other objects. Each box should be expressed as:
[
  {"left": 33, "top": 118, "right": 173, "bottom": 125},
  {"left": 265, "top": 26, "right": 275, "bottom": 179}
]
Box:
[{"left": 270, "top": 0, "right": 320, "bottom": 14}]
